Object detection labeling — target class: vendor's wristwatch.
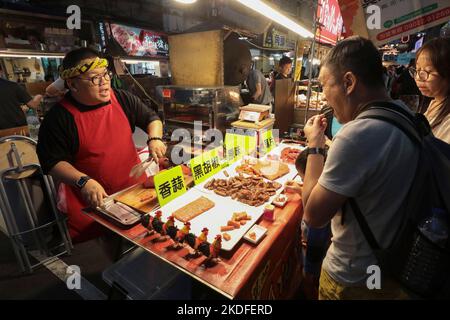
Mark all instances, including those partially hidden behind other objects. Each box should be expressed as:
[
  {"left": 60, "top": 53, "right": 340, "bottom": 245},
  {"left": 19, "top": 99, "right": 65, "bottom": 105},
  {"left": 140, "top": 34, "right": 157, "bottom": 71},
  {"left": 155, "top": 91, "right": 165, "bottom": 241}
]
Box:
[
  {"left": 306, "top": 147, "right": 326, "bottom": 157},
  {"left": 76, "top": 176, "right": 91, "bottom": 189}
]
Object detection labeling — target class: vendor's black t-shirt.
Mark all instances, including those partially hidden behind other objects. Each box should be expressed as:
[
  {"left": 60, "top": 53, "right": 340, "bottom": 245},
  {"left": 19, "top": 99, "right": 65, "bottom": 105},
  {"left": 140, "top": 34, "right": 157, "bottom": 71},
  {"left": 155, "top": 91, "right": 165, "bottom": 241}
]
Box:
[
  {"left": 37, "top": 89, "right": 161, "bottom": 174},
  {"left": 274, "top": 72, "right": 290, "bottom": 80},
  {"left": 0, "top": 79, "right": 32, "bottom": 129}
]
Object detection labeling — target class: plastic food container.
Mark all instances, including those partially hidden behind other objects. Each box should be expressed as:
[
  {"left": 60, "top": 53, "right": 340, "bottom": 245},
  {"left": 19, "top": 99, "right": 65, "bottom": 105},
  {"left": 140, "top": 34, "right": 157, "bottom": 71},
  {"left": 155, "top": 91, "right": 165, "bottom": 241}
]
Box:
[
  {"left": 272, "top": 194, "right": 288, "bottom": 208},
  {"left": 262, "top": 204, "right": 275, "bottom": 221},
  {"left": 244, "top": 225, "right": 267, "bottom": 244}
]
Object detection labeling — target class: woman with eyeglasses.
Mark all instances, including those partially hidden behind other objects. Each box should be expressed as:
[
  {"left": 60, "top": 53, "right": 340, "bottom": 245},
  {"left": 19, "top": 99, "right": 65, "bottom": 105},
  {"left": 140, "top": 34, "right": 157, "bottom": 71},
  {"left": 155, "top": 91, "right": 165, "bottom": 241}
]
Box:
[
  {"left": 36, "top": 48, "right": 166, "bottom": 243},
  {"left": 413, "top": 37, "right": 450, "bottom": 144}
]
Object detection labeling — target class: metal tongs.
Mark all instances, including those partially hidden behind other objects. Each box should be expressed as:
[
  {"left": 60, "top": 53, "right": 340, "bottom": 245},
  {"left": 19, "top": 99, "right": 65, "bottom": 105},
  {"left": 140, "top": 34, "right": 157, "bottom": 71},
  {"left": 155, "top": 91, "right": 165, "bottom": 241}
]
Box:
[{"left": 129, "top": 157, "right": 156, "bottom": 179}]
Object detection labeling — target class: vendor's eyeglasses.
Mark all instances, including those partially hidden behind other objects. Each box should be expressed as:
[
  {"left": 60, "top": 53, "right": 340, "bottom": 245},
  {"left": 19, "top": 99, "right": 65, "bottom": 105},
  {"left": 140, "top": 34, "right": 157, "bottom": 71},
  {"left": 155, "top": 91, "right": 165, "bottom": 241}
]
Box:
[
  {"left": 409, "top": 67, "right": 439, "bottom": 81},
  {"left": 77, "top": 70, "right": 112, "bottom": 85}
]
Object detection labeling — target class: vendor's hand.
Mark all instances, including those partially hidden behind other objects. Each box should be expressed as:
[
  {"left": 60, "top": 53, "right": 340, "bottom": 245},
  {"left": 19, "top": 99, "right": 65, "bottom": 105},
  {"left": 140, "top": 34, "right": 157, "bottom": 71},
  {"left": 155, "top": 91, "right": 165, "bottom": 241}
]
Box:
[
  {"left": 80, "top": 179, "right": 108, "bottom": 208},
  {"left": 304, "top": 115, "right": 327, "bottom": 148},
  {"left": 148, "top": 139, "right": 167, "bottom": 163}
]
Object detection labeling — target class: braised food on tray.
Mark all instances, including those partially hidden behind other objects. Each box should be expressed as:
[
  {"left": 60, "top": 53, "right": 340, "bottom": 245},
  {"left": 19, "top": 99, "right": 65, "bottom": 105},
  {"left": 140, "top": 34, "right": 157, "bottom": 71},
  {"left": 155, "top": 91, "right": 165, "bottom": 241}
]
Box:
[
  {"left": 236, "top": 158, "right": 290, "bottom": 181},
  {"left": 204, "top": 174, "right": 282, "bottom": 207}
]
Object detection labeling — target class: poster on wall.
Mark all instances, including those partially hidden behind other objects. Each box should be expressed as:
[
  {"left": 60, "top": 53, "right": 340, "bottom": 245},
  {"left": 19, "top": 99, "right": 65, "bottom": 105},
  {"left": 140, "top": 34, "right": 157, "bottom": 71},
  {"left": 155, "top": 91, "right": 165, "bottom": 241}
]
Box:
[
  {"left": 338, "top": 0, "right": 450, "bottom": 46},
  {"left": 104, "top": 22, "right": 169, "bottom": 58},
  {"left": 316, "top": 0, "right": 344, "bottom": 45}
]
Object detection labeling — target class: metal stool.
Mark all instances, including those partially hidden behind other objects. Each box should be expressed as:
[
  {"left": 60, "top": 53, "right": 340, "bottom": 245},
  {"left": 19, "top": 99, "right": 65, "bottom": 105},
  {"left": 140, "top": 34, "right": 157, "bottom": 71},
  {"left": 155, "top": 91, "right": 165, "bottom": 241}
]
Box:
[{"left": 0, "top": 135, "right": 72, "bottom": 273}]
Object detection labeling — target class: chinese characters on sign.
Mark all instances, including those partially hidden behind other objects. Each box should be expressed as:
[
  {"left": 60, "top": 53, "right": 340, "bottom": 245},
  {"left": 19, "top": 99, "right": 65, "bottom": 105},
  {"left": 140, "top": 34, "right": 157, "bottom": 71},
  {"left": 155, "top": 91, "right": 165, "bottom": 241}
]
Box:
[
  {"left": 264, "top": 26, "right": 296, "bottom": 50},
  {"left": 224, "top": 132, "right": 257, "bottom": 164},
  {"left": 261, "top": 129, "right": 276, "bottom": 154},
  {"left": 190, "top": 147, "right": 222, "bottom": 185},
  {"left": 154, "top": 166, "right": 186, "bottom": 206},
  {"left": 316, "top": 0, "right": 344, "bottom": 45}
]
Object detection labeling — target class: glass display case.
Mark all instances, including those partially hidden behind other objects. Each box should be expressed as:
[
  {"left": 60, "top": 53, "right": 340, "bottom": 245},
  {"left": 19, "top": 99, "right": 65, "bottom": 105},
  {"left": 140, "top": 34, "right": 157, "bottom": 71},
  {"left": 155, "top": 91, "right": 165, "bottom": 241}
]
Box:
[{"left": 156, "top": 85, "right": 242, "bottom": 137}]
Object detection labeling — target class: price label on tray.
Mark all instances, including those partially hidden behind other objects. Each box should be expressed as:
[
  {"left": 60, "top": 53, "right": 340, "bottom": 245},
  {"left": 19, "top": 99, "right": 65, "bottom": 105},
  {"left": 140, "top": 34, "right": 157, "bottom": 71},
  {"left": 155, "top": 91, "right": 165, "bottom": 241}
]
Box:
[
  {"left": 190, "top": 147, "right": 222, "bottom": 185},
  {"left": 261, "top": 129, "right": 276, "bottom": 154},
  {"left": 154, "top": 166, "right": 187, "bottom": 206},
  {"left": 224, "top": 132, "right": 257, "bottom": 164}
]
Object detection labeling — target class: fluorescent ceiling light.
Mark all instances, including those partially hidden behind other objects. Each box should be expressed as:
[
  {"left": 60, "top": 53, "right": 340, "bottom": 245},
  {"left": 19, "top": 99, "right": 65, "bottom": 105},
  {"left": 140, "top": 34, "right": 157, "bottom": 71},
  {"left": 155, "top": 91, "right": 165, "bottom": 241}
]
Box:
[
  {"left": 121, "top": 59, "right": 159, "bottom": 64},
  {"left": 235, "top": 0, "right": 313, "bottom": 38},
  {"left": 0, "top": 52, "right": 65, "bottom": 59},
  {"left": 175, "top": 0, "right": 197, "bottom": 3}
]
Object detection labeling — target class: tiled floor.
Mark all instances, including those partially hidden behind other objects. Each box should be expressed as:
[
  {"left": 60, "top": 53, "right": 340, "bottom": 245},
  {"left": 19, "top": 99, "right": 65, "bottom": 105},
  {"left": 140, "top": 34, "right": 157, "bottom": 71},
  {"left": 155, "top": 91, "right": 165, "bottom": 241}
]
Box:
[
  {"left": 0, "top": 231, "right": 226, "bottom": 300},
  {"left": 0, "top": 231, "right": 113, "bottom": 299}
]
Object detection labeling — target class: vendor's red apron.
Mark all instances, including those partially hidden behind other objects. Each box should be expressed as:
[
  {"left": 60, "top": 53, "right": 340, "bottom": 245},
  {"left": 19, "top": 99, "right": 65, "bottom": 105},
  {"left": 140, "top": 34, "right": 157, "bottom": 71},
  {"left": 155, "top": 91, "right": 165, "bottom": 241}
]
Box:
[{"left": 58, "top": 91, "right": 145, "bottom": 243}]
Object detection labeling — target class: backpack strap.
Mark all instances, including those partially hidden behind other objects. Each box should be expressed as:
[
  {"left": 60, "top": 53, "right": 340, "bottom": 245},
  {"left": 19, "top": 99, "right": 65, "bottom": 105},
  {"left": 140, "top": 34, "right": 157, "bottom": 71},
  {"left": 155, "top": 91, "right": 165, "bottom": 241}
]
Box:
[
  {"left": 348, "top": 199, "right": 381, "bottom": 251},
  {"left": 356, "top": 101, "right": 425, "bottom": 145}
]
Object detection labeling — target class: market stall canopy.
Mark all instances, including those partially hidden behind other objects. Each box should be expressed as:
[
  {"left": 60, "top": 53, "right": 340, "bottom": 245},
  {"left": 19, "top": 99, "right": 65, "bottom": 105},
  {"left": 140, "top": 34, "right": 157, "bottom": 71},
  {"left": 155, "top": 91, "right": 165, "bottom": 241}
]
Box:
[{"left": 339, "top": 0, "right": 450, "bottom": 46}]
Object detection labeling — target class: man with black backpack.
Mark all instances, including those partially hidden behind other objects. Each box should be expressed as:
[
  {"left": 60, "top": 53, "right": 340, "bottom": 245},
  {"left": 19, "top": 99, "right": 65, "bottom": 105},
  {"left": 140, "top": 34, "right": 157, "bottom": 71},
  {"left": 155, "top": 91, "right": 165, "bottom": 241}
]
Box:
[{"left": 301, "top": 36, "right": 422, "bottom": 299}]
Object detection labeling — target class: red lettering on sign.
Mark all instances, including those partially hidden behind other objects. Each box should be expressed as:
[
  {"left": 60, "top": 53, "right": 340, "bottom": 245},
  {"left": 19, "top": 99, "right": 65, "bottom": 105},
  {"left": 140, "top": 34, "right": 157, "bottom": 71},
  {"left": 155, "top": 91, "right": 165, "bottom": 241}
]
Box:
[{"left": 377, "top": 7, "right": 450, "bottom": 41}]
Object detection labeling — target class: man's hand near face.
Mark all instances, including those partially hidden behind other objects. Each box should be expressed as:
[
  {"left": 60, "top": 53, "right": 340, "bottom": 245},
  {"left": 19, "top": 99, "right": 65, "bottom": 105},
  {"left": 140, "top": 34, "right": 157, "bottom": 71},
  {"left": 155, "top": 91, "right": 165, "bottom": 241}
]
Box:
[{"left": 304, "top": 115, "right": 327, "bottom": 148}]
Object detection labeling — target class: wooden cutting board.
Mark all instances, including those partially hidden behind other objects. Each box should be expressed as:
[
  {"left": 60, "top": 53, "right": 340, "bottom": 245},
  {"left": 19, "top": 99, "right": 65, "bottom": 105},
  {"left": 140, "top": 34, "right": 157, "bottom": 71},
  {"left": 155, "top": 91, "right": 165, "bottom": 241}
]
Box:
[
  {"left": 114, "top": 185, "right": 158, "bottom": 214},
  {"left": 114, "top": 173, "right": 194, "bottom": 213},
  {"left": 253, "top": 161, "right": 290, "bottom": 181}
]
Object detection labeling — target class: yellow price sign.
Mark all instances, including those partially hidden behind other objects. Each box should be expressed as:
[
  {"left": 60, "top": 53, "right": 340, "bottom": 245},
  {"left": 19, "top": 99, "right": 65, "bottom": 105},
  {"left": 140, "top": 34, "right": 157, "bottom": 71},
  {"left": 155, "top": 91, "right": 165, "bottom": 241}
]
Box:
[
  {"left": 261, "top": 129, "right": 276, "bottom": 154},
  {"left": 154, "top": 166, "right": 186, "bottom": 207},
  {"left": 224, "top": 132, "right": 257, "bottom": 164},
  {"left": 190, "top": 147, "right": 222, "bottom": 185},
  {"left": 246, "top": 135, "right": 257, "bottom": 155}
]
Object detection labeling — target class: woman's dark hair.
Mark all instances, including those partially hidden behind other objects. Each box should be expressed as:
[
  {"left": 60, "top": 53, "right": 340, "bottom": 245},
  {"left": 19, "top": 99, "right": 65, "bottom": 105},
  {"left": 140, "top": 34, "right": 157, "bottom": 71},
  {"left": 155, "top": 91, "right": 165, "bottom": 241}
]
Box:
[
  {"left": 322, "top": 36, "right": 384, "bottom": 88},
  {"left": 62, "top": 47, "right": 101, "bottom": 71},
  {"left": 295, "top": 150, "right": 308, "bottom": 176},
  {"left": 416, "top": 37, "right": 450, "bottom": 129},
  {"left": 279, "top": 56, "right": 292, "bottom": 67}
]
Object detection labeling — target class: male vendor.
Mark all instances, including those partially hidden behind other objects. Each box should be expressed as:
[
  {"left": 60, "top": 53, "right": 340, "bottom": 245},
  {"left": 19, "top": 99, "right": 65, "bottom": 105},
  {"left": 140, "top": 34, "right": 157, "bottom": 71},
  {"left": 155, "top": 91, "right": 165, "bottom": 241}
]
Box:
[{"left": 37, "top": 48, "right": 166, "bottom": 242}]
